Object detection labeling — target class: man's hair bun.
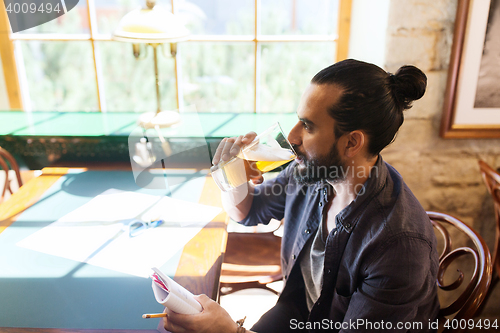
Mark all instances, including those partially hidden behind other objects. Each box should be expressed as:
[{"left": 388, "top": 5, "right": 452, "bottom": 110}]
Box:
[{"left": 390, "top": 65, "right": 427, "bottom": 111}]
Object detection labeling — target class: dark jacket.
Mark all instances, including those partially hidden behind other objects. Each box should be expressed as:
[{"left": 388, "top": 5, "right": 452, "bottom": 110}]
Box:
[{"left": 240, "top": 156, "right": 440, "bottom": 332}]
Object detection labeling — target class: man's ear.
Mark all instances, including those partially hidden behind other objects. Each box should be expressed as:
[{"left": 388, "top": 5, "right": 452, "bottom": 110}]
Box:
[{"left": 342, "top": 130, "right": 366, "bottom": 158}]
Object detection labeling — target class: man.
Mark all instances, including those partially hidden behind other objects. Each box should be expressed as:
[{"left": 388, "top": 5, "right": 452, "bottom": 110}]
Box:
[{"left": 164, "top": 59, "right": 440, "bottom": 333}]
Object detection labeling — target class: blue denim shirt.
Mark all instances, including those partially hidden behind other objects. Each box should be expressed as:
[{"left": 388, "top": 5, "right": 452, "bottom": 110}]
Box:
[{"left": 239, "top": 156, "right": 440, "bottom": 332}]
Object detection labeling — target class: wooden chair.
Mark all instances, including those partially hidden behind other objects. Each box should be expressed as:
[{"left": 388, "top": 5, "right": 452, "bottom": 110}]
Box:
[
  {"left": 428, "top": 211, "right": 492, "bottom": 332},
  {"left": 478, "top": 161, "right": 500, "bottom": 287},
  {"left": 0, "top": 147, "right": 23, "bottom": 202},
  {"left": 219, "top": 222, "right": 283, "bottom": 296}
]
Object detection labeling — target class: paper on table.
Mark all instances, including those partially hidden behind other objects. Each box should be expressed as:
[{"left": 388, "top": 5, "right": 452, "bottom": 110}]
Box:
[
  {"left": 140, "top": 196, "right": 221, "bottom": 226},
  {"left": 16, "top": 189, "right": 221, "bottom": 277}
]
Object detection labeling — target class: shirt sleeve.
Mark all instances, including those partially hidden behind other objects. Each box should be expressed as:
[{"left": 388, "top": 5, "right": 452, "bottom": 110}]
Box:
[
  {"left": 237, "top": 162, "right": 295, "bottom": 226},
  {"left": 339, "top": 235, "right": 437, "bottom": 332}
]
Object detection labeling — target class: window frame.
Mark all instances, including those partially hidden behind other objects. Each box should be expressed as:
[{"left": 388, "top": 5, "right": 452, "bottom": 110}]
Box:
[{"left": 0, "top": 0, "right": 352, "bottom": 113}]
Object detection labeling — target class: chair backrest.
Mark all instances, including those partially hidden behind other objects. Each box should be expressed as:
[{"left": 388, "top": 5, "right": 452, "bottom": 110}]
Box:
[
  {"left": 0, "top": 147, "right": 23, "bottom": 201},
  {"left": 220, "top": 220, "right": 283, "bottom": 296},
  {"left": 478, "top": 160, "right": 500, "bottom": 276},
  {"left": 427, "top": 211, "right": 492, "bottom": 328}
]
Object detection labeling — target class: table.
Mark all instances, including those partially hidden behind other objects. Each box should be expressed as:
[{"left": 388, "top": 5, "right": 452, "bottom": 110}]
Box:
[{"left": 0, "top": 167, "right": 227, "bottom": 332}]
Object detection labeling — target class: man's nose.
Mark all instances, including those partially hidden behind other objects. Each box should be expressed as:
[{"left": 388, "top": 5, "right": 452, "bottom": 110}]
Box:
[{"left": 288, "top": 122, "right": 302, "bottom": 147}]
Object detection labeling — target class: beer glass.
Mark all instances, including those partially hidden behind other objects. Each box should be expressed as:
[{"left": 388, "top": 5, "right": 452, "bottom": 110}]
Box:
[{"left": 211, "top": 122, "right": 296, "bottom": 192}]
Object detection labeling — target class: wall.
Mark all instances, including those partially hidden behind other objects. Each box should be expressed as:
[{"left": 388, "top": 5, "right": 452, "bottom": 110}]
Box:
[
  {"left": 348, "top": 0, "right": 390, "bottom": 68},
  {"left": 0, "top": 52, "right": 9, "bottom": 109},
  {"left": 382, "top": 0, "right": 500, "bottom": 320}
]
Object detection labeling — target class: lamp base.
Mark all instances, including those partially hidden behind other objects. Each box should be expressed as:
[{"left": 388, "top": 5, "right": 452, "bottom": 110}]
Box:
[{"left": 138, "top": 110, "right": 181, "bottom": 129}]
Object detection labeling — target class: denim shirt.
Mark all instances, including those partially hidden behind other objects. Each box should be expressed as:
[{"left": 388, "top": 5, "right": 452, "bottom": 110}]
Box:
[{"left": 239, "top": 156, "right": 440, "bottom": 332}]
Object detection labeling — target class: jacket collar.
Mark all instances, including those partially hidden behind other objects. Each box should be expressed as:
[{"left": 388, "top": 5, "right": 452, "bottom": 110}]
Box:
[{"left": 319, "top": 155, "right": 388, "bottom": 233}]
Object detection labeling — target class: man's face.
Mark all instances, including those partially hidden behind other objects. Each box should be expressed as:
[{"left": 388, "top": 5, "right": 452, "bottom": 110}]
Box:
[{"left": 288, "top": 83, "right": 348, "bottom": 185}]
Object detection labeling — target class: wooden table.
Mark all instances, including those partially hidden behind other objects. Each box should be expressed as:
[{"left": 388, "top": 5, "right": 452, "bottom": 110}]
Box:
[{"left": 0, "top": 167, "right": 227, "bottom": 332}]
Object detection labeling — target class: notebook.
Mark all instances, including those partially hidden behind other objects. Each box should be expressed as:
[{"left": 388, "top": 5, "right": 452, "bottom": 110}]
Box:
[{"left": 150, "top": 267, "right": 203, "bottom": 315}]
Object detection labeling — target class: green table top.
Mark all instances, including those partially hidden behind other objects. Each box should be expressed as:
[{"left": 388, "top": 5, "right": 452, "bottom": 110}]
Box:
[{"left": 0, "top": 111, "right": 298, "bottom": 138}]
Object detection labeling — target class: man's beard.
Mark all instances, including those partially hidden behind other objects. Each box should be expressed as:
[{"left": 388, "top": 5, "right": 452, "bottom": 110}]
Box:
[{"left": 292, "top": 142, "right": 348, "bottom": 185}]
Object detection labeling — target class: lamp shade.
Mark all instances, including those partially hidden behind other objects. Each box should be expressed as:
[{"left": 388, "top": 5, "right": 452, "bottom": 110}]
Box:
[{"left": 113, "top": 3, "right": 189, "bottom": 43}]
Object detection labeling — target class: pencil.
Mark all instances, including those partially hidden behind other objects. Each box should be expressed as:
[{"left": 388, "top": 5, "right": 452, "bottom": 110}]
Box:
[{"left": 142, "top": 313, "right": 167, "bottom": 319}]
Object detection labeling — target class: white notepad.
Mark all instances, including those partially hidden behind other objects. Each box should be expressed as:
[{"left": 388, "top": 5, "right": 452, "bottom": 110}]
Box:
[{"left": 151, "top": 267, "right": 203, "bottom": 315}]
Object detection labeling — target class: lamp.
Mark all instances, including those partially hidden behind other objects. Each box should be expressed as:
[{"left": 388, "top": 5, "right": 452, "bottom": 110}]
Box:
[{"left": 113, "top": 0, "right": 189, "bottom": 129}]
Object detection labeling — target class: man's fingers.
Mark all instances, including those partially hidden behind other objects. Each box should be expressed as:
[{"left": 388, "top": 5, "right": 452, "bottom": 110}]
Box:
[
  {"left": 212, "top": 138, "right": 226, "bottom": 165},
  {"left": 220, "top": 137, "right": 237, "bottom": 162},
  {"left": 229, "top": 136, "right": 244, "bottom": 156},
  {"left": 213, "top": 137, "right": 234, "bottom": 165},
  {"left": 212, "top": 132, "right": 257, "bottom": 166},
  {"left": 242, "top": 132, "right": 257, "bottom": 144},
  {"left": 213, "top": 137, "right": 237, "bottom": 164},
  {"left": 166, "top": 310, "right": 201, "bottom": 333},
  {"left": 168, "top": 310, "right": 194, "bottom": 323},
  {"left": 193, "top": 294, "right": 212, "bottom": 308},
  {"left": 163, "top": 315, "right": 186, "bottom": 333}
]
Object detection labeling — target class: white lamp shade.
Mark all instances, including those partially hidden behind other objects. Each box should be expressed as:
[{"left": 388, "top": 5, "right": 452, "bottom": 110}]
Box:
[{"left": 113, "top": 5, "right": 190, "bottom": 43}]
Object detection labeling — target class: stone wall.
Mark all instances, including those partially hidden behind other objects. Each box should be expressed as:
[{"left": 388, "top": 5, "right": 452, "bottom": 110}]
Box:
[{"left": 383, "top": 0, "right": 500, "bottom": 320}]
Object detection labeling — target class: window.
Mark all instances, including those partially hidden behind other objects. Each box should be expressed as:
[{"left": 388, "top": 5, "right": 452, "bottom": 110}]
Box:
[{"left": 0, "top": 0, "right": 351, "bottom": 113}]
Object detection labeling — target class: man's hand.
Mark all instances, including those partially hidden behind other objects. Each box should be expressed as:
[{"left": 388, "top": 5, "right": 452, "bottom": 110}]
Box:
[
  {"left": 163, "top": 295, "right": 239, "bottom": 333},
  {"left": 212, "top": 132, "right": 263, "bottom": 184}
]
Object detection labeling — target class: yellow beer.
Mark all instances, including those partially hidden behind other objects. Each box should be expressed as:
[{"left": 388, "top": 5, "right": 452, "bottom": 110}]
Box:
[
  {"left": 254, "top": 158, "right": 295, "bottom": 173},
  {"left": 211, "top": 122, "right": 297, "bottom": 191},
  {"left": 211, "top": 155, "right": 294, "bottom": 191}
]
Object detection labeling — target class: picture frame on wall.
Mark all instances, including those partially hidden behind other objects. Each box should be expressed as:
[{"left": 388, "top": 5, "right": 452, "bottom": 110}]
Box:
[{"left": 441, "top": 0, "right": 500, "bottom": 138}]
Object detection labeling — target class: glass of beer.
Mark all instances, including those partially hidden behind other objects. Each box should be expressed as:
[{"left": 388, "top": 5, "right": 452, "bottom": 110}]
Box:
[{"left": 211, "top": 122, "right": 297, "bottom": 192}]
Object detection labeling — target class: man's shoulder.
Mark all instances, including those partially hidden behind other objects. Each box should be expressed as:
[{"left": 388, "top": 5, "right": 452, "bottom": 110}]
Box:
[{"left": 363, "top": 160, "right": 432, "bottom": 240}]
